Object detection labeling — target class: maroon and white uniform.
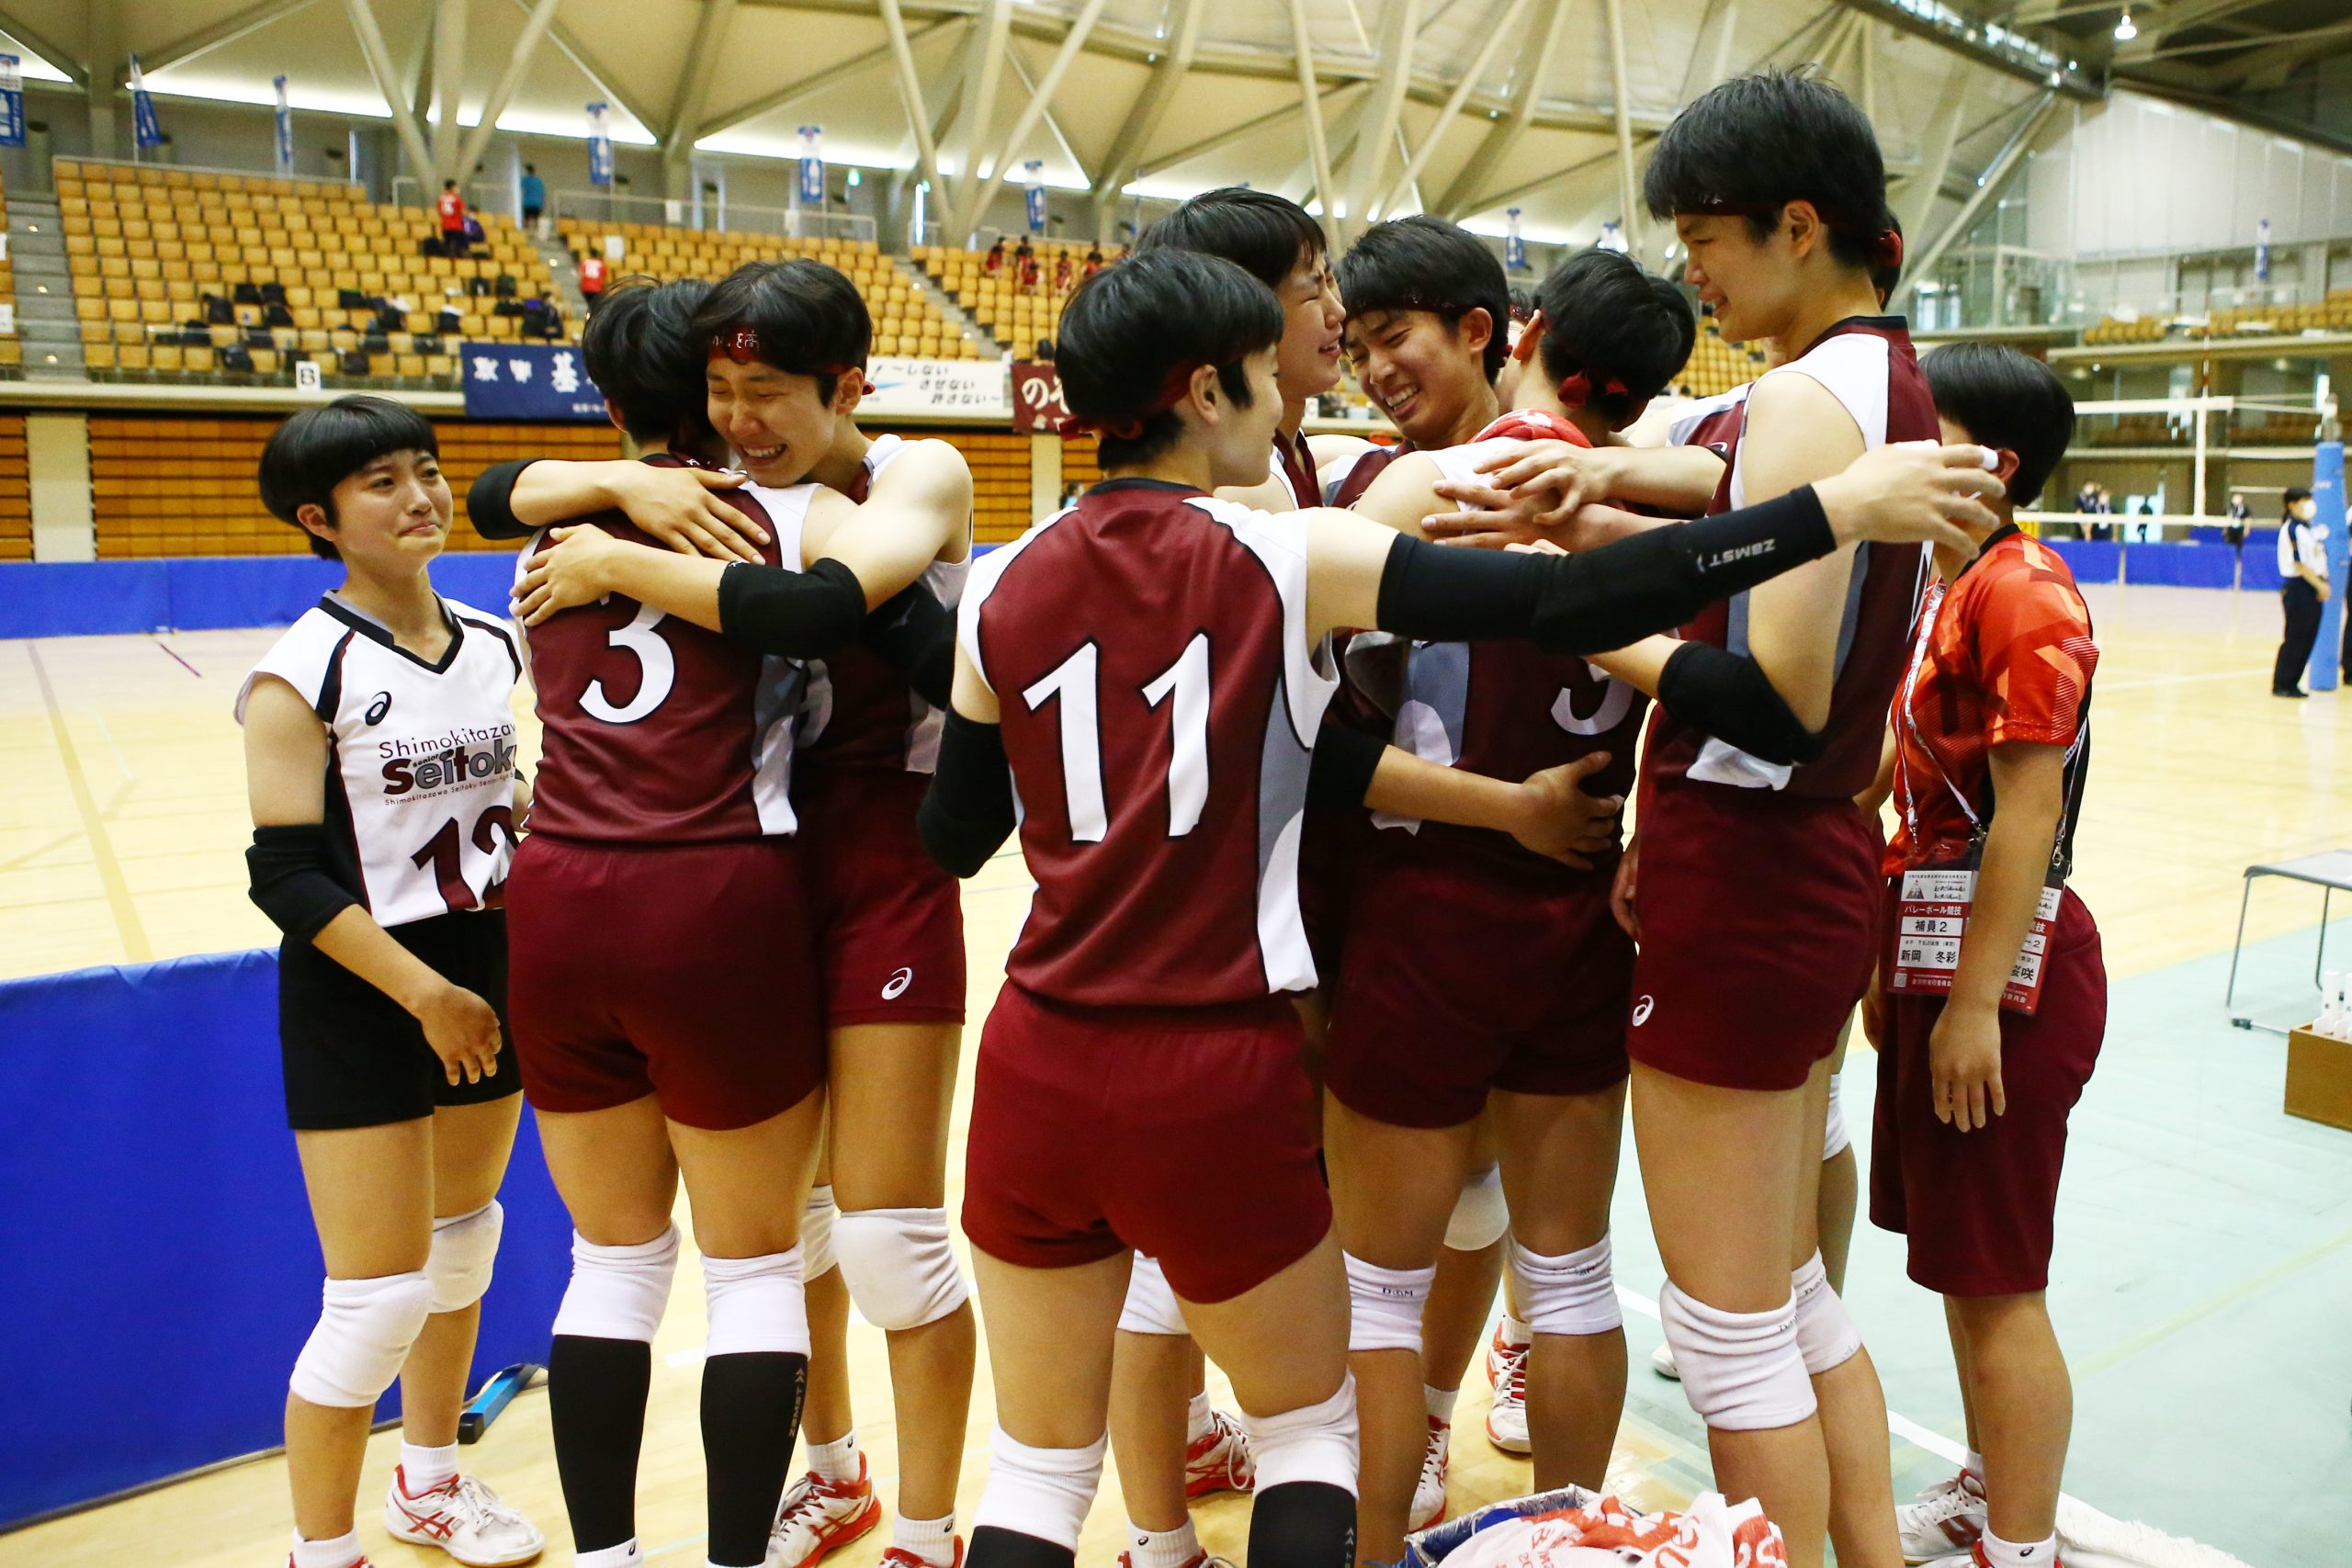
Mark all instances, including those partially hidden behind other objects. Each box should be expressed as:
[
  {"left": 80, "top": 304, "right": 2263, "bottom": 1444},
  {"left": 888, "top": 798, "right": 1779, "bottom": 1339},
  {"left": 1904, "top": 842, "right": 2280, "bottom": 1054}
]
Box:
[
  {"left": 1325, "top": 431, "right": 1645, "bottom": 1128},
  {"left": 1295, "top": 439, "right": 1413, "bottom": 981},
  {"left": 1665, "top": 384, "right": 1749, "bottom": 461},
  {"left": 786, "top": 434, "right": 972, "bottom": 1027},
  {"left": 956, "top": 479, "right": 1338, "bottom": 1302},
  {"left": 504, "top": 457, "right": 827, "bottom": 1131},
  {"left": 1271, "top": 428, "right": 1322, "bottom": 511},
  {"left": 1629, "top": 317, "right": 1938, "bottom": 1091}
]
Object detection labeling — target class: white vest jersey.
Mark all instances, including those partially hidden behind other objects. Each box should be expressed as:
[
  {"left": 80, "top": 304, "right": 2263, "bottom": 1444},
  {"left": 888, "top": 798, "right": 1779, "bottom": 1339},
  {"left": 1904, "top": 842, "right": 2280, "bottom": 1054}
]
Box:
[{"left": 237, "top": 595, "right": 523, "bottom": 929}]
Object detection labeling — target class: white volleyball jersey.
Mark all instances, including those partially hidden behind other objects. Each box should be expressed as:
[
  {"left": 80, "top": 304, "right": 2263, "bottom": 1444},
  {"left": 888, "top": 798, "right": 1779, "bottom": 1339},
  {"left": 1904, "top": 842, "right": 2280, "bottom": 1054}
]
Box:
[{"left": 237, "top": 595, "right": 523, "bottom": 929}]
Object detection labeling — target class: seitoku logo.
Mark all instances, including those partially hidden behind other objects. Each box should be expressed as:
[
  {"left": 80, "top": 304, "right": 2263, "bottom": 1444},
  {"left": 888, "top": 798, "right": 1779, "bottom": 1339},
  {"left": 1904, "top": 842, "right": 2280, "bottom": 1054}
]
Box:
[{"left": 364, "top": 691, "right": 393, "bottom": 725}]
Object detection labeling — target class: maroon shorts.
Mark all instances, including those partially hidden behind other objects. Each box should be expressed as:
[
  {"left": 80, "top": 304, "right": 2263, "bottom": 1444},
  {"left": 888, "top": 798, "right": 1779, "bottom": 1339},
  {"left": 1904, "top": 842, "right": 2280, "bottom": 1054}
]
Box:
[
  {"left": 1298, "top": 802, "right": 1380, "bottom": 987},
  {"left": 797, "top": 768, "right": 966, "bottom": 1028},
  {"left": 1871, "top": 884, "right": 2106, "bottom": 1296},
  {"left": 1628, "top": 780, "right": 1883, "bottom": 1091},
  {"left": 962, "top": 983, "right": 1330, "bottom": 1304},
  {"left": 506, "top": 834, "right": 825, "bottom": 1131},
  {"left": 1325, "top": 830, "right": 1631, "bottom": 1128}
]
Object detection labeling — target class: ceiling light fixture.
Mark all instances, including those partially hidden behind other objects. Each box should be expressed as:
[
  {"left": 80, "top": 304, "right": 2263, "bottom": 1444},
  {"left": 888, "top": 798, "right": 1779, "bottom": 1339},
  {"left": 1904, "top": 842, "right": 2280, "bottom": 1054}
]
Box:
[{"left": 2114, "top": 11, "right": 2136, "bottom": 40}]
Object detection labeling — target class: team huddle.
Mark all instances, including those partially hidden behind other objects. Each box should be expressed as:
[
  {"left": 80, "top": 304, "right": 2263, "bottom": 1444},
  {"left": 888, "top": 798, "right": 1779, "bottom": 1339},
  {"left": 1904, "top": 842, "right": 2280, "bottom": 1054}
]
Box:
[{"left": 239, "top": 72, "right": 2105, "bottom": 1568}]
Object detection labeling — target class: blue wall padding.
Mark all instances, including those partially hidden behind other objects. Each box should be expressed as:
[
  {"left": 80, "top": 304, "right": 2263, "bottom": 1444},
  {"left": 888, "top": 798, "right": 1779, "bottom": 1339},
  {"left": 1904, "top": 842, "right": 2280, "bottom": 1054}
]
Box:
[
  {"left": 2121, "top": 541, "right": 2235, "bottom": 587},
  {"left": 0, "top": 553, "right": 523, "bottom": 638},
  {"left": 0, "top": 948, "right": 574, "bottom": 1529},
  {"left": 2042, "top": 538, "right": 2120, "bottom": 582}
]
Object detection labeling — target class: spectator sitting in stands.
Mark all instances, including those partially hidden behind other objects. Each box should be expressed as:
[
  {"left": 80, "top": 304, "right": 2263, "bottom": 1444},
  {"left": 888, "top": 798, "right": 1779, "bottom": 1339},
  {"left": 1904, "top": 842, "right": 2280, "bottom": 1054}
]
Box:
[
  {"left": 437, "top": 180, "right": 469, "bottom": 258},
  {"left": 985, "top": 238, "right": 1007, "bottom": 275}
]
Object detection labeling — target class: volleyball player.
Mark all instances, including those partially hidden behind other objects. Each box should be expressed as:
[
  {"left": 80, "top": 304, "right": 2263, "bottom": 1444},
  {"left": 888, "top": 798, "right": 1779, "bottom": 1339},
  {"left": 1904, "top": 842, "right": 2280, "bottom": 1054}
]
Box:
[
  {"left": 240, "top": 396, "right": 542, "bottom": 1568},
  {"left": 918, "top": 247, "right": 2001, "bottom": 1568},
  {"left": 1872, "top": 345, "right": 2102, "bottom": 1568},
  {"left": 484, "top": 273, "right": 977, "bottom": 1568}
]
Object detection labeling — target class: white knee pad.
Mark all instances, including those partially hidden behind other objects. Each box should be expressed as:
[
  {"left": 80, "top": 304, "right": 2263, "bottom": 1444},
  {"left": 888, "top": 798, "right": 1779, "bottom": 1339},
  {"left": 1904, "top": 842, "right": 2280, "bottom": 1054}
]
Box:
[
  {"left": 972, "top": 1427, "right": 1107, "bottom": 1551},
  {"left": 1823, "top": 1074, "right": 1851, "bottom": 1161},
  {"left": 802, "top": 1184, "right": 838, "bottom": 1280},
  {"left": 1657, "top": 1280, "right": 1816, "bottom": 1432},
  {"left": 289, "top": 1270, "right": 435, "bottom": 1409},
  {"left": 1444, "top": 1165, "right": 1510, "bottom": 1252},
  {"left": 1244, "top": 1374, "right": 1359, "bottom": 1495},
  {"left": 1116, "top": 1253, "right": 1188, "bottom": 1337},
  {"left": 1344, "top": 1253, "right": 1434, "bottom": 1355},
  {"left": 552, "top": 1224, "right": 680, "bottom": 1343},
  {"left": 1510, "top": 1235, "right": 1622, "bottom": 1337},
  {"left": 424, "top": 1200, "right": 503, "bottom": 1314},
  {"left": 703, "top": 1246, "right": 810, "bottom": 1359},
  {"left": 1791, "top": 1250, "right": 1862, "bottom": 1376},
  {"left": 833, "top": 1206, "right": 969, "bottom": 1332}
]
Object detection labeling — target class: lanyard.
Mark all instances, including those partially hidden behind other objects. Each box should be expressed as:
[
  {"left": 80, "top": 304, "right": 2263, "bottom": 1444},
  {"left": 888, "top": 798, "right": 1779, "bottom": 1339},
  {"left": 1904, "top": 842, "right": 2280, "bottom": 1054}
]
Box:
[{"left": 1892, "top": 579, "right": 1977, "bottom": 852}]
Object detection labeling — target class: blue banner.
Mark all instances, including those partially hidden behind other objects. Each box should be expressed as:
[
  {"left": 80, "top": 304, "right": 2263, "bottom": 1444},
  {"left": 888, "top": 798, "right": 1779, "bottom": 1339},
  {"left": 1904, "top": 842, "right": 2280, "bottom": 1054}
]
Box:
[
  {"left": 460, "top": 341, "right": 605, "bottom": 421},
  {"left": 586, "top": 101, "right": 613, "bottom": 187},
  {"left": 0, "top": 55, "right": 23, "bottom": 149},
  {"left": 1505, "top": 207, "right": 1526, "bottom": 272},
  {"left": 2256, "top": 218, "right": 2271, "bottom": 284},
  {"left": 273, "top": 74, "right": 293, "bottom": 174},
  {"left": 1024, "top": 160, "right": 1046, "bottom": 235},
  {"left": 2312, "top": 439, "right": 2346, "bottom": 693},
  {"left": 798, "top": 125, "right": 824, "bottom": 206},
  {"left": 130, "top": 55, "right": 164, "bottom": 149}
]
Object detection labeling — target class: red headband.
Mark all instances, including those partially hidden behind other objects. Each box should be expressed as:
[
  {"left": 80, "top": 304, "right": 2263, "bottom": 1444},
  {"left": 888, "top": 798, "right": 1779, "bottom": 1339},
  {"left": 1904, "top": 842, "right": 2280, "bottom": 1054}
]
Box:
[
  {"left": 1063, "top": 361, "right": 1206, "bottom": 441},
  {"left": 710, "top": 325, "right": 875, "bottom": 391},
  {"left": 1682, "top": 199, "right": 1902, "bottom": 271}
]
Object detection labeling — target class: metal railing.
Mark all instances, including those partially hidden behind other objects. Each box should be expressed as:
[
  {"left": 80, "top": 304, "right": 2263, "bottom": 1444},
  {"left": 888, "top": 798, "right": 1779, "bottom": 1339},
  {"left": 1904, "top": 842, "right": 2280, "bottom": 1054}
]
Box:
[
  {"left": 548, "top": 189, "right": 876, "bottom": 246},
  {"left": 59, "top": 152, "right": 362, "bottom": 192}
]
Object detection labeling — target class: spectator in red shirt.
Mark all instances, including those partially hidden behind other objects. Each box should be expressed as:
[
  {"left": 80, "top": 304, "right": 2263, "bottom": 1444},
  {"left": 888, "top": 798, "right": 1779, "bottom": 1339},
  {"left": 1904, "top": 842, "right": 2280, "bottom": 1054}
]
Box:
[
  {"left": 436, "top": 181, "right": 468, "bottom": 258},
  {"left": 984, "top": 238, "right": 1007, "bottom": 275},
  {"left": 578, "top": 254, "right": 609, "bottom": 313}
]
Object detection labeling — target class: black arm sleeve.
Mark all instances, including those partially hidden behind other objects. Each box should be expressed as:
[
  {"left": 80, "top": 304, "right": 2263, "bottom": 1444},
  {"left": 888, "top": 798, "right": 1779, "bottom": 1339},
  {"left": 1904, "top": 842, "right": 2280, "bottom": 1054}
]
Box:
[
  {"left": 1655, "top": 642, "right": 1826, "bottom": 766},
  {"left": 715, "top": 557, "right": 870, "bottom": 658},
  {"left": 858, "top": 580, "right": 955, "bottom": 707},
  {"left": 246, "top": 824, "right": 359, "bottom": 942},
  {"left": 1374, "top": 485, "right": 1838, "bottom": 656},
  {"left": 1306, "top": 722, "right": 1385, "bottom": 810},
  {"left": 465, "top": 459, "right": 539, "bottom": 540},
  {"left": 918, "top": 709, "right": 1018, "bottom": 878}
]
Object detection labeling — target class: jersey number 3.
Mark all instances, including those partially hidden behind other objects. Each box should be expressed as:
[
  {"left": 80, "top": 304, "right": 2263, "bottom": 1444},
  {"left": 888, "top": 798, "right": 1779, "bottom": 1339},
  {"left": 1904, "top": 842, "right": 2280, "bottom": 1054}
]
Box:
[
  {"left": 581, "top": 603, "right": 676, "bottom": 725},
  {"left": 1023, "top": 635, "right": 1211, "bottom": 843}
]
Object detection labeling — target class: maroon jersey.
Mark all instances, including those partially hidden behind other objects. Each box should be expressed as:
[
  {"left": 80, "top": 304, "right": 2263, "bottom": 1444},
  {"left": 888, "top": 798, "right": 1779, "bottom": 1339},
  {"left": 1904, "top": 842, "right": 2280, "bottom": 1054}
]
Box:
[
  {"left": 1644, "top": 317, "right": 1936, "bottom": 800},
  {"left": 518, "top": 456, "right": 816, "bottom": 843},
  {"left": 1328, "top": 441, "right": 1409, "bottom": 508},
  {"left": 961, "top": 479, "right": 1338, "bottom": 1007},
  {"left": 1376, "top": 429, "right": 1645, "bottom": 874},
  {"left": 1272, "top": 430, "right": 1321, "bottom": 510},
  {"left": 797, "top": 434, "right": 970, "bottom": 775},
  {"left": 1665, "top": 384, "right": 1749, "bottom": 460}
]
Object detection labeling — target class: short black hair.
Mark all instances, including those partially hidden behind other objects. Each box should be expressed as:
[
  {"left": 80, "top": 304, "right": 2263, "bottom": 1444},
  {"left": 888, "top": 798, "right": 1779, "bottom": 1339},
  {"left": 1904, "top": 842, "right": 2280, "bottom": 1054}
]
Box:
[
  {"left": 2285, "top": 485, "right": 2312, "bottom": 506},
  {"left": 1533, "top": 249, "right": 1695, "bottom": 426},
  {"left": 583, "top": 275, "right": 716, "bottom": 448},
  {"left": 1136, "top": 186, "right": 1326, "bottom": 291},
  {"left": 1057, "top": 249, "right": 1283, "bottom": 468},
  {"left": 690, "top": 258, "right": 871, "bottom": 402},
  {"left": 1921, "top": 343, "right": 2075, "bottom": 509},
  {"left": 1645, "top": 71, "right": 1889, "bottom": 273},
  {"left": 443, "top": 179, "right": 456, "bottom": 190},
  {"left": 258, "top": 395, "right": 439, "bottom": 560},
  {"left": 1338, "top": 216, "right": 1511, "bottom": 384},
  {"left": 524, "top": 163, "right": 536, "bottom": 173}
]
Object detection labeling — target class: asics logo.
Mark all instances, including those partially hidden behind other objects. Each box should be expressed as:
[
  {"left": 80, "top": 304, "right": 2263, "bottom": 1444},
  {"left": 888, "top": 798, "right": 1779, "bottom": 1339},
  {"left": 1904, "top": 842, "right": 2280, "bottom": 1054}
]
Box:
[
  {"left": 365, "top": 690, "right": 393, "bottom": 725},
  {"left": 1632, "top": 995, "right": 1655, "bottom": 1027},
  {"left": 882, "top": 967, "right": 914, "bottom": 1000}
]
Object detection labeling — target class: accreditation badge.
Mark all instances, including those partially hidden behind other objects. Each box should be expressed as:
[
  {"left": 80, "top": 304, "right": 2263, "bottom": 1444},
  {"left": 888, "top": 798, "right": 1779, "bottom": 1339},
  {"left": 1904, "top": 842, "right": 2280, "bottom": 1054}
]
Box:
[{"left": 1888, "top": 855, "right": 2062, "bottom": 1017}]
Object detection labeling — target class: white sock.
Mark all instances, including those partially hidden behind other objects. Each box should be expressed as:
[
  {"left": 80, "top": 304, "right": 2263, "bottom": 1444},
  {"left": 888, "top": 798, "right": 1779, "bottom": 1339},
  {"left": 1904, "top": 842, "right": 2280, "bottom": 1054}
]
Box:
[
  {"left": 1423, "top": 1384, "right": 1458, "bottom": 1425},
  {"left": 1980, "top": 1527, "right": 2058, "bottom": 1568},
  {"left": 1185, "top": 1390, "right": 1214, "bottom": 1445},
  {"left": 1498, "top": 1314, "right": 1532, "bottom": 1349},
  {"left": 289, "top": 1530, "right": 365, "bottom": 1568},
  {"left": 1963, "top": 1451, "right": 1987, "bottom": 1489},
  {"left": 574, "top": 1541, "right": 644, "bottom": 1568},
  {"left": 1127, "top": 1518, "right": 1203, "bottom": 1568},
  {"left": 894, "top": 1511, "right": 957, "bottom": 1567},
  {"left": 809, "top": 1430, "right": 862, "bottom": 1485},
  {"left": 400, "top": 1438, "right": 459, "bottom": 1493}
]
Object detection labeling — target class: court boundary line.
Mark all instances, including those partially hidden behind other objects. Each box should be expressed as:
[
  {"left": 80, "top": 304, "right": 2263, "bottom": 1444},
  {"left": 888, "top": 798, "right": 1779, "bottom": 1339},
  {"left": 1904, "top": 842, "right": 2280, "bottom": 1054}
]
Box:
[{"left": 26, "top": 643, "right": 152, "bottom": 964}]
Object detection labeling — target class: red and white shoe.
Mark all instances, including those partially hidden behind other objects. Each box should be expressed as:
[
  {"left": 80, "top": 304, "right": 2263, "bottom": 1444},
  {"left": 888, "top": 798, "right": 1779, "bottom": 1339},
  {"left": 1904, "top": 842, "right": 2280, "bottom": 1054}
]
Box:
[
  {"left": 1408, "top": 1416, "right": 1450, "bottom": 1531},
  {"left": 877, "top": 1540, "right": 964, "bottom": 1568},
  {"left": 1116, "top": 1553, "right": 1234, "bottom": 1568},
  {"left": 1183, "top": 1407, "right": 1255, "bottom": 1499},
  {"left": 1484, "top": 1322, "right": 1532, "bottom": 1456},
  {"left": 1895, "top": 1468, "right": 1987, "bottom": 1564},
  {"left": 382, "top": 1467, "right": 546, "bottom": 1566},
  {"left": 767, "top": 1457, "right": 883, "bottom": 1568}
]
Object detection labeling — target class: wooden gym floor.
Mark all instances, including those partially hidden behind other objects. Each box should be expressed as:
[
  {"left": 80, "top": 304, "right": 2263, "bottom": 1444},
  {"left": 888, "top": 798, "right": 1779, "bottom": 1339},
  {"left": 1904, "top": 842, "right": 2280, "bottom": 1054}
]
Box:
[{"left": 3, "top": 581, "right": 2346, "bottom": 1566}]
